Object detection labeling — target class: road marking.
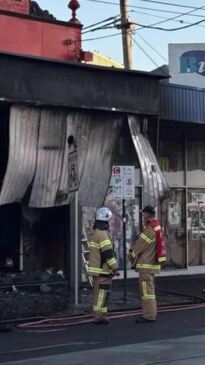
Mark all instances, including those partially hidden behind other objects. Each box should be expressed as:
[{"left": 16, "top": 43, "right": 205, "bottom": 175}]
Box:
[{"left": 0, "top": 341, "right": 99, "bottom": 357}]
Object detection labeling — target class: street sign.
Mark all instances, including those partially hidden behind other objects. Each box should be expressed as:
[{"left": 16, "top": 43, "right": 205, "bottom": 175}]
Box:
[
  {"left": 68, "top": 150, "right": 79, "bottom": 192},
  {"left": 111, "top": 165, "right": 135, "bottom": 199}
]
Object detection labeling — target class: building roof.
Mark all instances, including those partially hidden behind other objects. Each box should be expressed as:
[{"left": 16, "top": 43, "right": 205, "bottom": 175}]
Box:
[
  {"left": 160, "top": 82, "right": 205, "bottom": 123},
  {"left": 87, "top": 51, "right": 123, "bottom": 68}
]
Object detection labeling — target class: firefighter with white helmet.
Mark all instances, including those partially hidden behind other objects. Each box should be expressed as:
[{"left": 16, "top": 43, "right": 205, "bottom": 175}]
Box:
[{"left": 88, "top": 207, "right": 120, "bottom": 324}]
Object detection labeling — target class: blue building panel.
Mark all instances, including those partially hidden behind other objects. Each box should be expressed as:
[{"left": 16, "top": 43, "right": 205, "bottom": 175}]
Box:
[{"left": 160, "top": 83, "right": 205, "bottom": 123}]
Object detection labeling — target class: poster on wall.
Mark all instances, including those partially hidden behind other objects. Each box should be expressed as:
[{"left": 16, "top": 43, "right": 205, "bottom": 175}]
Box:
[
  {"left": 187, "top": 203, "right": 199, "bottom": 240},
  {"left": 191, "top": 192, "right": 205, "bottom": 204},
  {"left": 168, "top": 202, "right": 181, "bottom": 227},
  {"left": 199, "top": 203, "right": 205, "bottom": 240}
]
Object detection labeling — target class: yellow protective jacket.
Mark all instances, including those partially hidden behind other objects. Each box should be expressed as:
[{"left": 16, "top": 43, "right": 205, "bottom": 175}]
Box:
[
  {"left": 131, "top": 220, "right": 161, "bottom": 274},
  {"left": 87, "top": 228, "right": 117, "bottom": 276}
]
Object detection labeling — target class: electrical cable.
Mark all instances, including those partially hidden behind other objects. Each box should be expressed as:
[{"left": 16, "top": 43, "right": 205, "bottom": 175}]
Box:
[
  {"left": 83, "top": 15, "right": 205, "bottom": 42},
  {"left": 135, "top": 32, "right": 168, "bottom": 62},
  {"left": 134, "top": 4, "right": 205, "bottom": 31},
  {"left": 131, "top": 35, "right": 160, "bottom": 68},
  {"left": 140, "top": 0, "right": 205, "bottom": 10},
  {"left": 132, "top": 10, "right": 205, "bottom": 29},
  {"left": 86, "top": 0, "right": 205, "bottom": 16},
  {"left": 133, "top": 17, "right": 205, "bottom": 31},
  {"left": 82, "top": 18, "right": 121, "bottom": 34},
  {"left": 83, "top": 15, "right": 120, "bottom": 30},
  {"left": 84, "top": 1, "right": 205, "bottom": 36}
]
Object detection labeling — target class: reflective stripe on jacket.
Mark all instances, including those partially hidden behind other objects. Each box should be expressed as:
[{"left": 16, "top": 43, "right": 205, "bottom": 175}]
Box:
[
  {"left": 88, "top": 229, "right": 117, "bottom": 276},
  {"left": 131, "top": 221, "right": 161, "bottom": 274}
]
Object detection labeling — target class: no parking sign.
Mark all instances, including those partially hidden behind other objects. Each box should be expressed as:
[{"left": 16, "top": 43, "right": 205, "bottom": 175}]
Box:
[{"left": 111, "top": 165, "right": 135, "bottom": 200}]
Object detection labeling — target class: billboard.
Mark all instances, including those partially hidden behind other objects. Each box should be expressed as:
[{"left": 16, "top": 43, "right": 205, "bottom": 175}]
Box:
[{"left": 169, "top": 43, "right": 205, "bottom": 88}]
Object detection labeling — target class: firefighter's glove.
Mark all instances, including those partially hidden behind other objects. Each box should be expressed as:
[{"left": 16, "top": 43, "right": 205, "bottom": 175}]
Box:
[
  {"left": 128, "top": 249, "right": 135, "bottom": 263},
  {"left": 112, "top": 270, "right": 120, "bottom": 277}
]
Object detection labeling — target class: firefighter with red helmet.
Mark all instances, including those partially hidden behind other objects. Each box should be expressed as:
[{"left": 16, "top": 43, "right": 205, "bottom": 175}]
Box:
[
  {"left": 87, "top": 207, "right": 120, "bottom": 324},
  {"left": 129, "top": 206, "right": 166, "bottom": 323}
]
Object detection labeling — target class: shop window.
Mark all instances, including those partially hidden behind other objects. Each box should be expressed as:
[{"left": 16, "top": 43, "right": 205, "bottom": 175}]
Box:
[
  {"left": 158, "top": 136, "right": 184, "bottom": 186},
  {"left": 160, "top": 189, "right": 186, "bottom": 269},
  {"left": 187, "top": 135, "right": 205, "bottom": 186},
  {"left": 187, "top": 189, "right": 205, "bottom": 266}
]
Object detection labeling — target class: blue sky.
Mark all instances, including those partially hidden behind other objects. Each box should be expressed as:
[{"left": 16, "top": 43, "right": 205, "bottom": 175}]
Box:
[{"left": 37, "top": 0, "right": 205, "bottom": 71}]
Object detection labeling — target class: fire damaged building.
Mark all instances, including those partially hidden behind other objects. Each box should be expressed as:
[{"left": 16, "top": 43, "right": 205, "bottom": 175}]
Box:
[
  {"left": 0, "top": 1, "right": 205, "bottom": 294},
  {"left": 0, "top": 1, "right": 170, "bottom": 289}
]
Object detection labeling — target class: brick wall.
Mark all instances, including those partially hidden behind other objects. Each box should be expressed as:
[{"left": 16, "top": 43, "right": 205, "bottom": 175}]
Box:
[{"left": 0, "top": 0, "right": 29, "bottom": 14}]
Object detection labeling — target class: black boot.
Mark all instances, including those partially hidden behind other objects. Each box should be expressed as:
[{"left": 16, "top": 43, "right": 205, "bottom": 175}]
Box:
[
  {"left": 0, "top": 325, "right": 12, "bottom": 332},
  {"left": 135, "top": 316, "right": 155, "bottom": 323}
]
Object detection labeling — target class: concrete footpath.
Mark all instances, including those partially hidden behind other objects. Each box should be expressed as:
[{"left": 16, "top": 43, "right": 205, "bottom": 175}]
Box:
[{"left": 2, "top": 333, "right": 205, "bottom": 365}]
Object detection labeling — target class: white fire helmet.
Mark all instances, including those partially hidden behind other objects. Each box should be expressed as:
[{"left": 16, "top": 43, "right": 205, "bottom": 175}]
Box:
[{"left": 96, "top": 207, "right": 112, "bottom": 222}]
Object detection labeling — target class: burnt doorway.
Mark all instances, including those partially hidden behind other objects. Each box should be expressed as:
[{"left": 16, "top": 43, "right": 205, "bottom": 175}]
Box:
[
  {"left": 0, "top": 203, "right": 21, "bottom": 271},
  {"left": 22, "top": 206, "right": 68, "bottom": 275},
  {"left": 40, "top": 207, "right": 68, "bottom": 272}
]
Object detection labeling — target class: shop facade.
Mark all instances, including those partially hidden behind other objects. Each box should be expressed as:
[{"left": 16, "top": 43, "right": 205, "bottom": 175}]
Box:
[
  {"left": 82, "top": 82, "right": 205, "bottom": 279},
  {"left": 158, "top": 83, "right": 205, "bottom": 274},
  {"left": 0, "top": 52, "right": 166, "bottom": 286}
]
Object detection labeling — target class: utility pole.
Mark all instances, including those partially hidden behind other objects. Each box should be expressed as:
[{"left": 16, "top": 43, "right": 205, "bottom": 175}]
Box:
[{"left": 120, "top": 0, "right": 132, "bottom": 69}]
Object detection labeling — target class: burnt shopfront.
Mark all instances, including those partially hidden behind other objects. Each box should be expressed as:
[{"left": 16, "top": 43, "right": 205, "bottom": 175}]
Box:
[{"left": 0, "top": 52, "right": 167, "bottom": 285}]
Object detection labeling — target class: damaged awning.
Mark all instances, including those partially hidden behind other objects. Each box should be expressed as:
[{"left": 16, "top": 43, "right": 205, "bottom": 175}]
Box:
[
  {"left": 0, "top": 105, "right": 40, "bottom": 205},
  {"left": 128, "top": 114, "right": 170, "bottom": 206},
  {"left": 0, "top": 105, "right": 122, "bottom": 208}
]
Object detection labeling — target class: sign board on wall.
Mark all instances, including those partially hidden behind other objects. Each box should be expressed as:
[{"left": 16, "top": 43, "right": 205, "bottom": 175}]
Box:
[
  {"left": 169, "top": 43, "right": 205, "bottom": 88},
  {"left": 68, "top": 150, "right": 79, "bottom": 192},
  {"left": 111, "top": 166, "right": 135, "bottom": 199}
]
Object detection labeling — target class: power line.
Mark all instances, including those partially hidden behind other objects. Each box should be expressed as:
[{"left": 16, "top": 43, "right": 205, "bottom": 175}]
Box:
[
  {"left": 83, "top": 15, "right": 120, "bottom": 30},
  {"left": 86, "top": 0, "right": 205, "bottom": 15},
  {"left": 134, "top": 9, "right": 205, "bottom": 28},
  {"left": 131, "top": 35, "right": 160, "bottom": 68},
  {"left": 135, "top": 32, "right": 167, "bottom": 62},
  {"left": 82, "top": 32, "right": 121, "bottom": 42},
  {"left": 135, "top": 4, "right": 205, "bottom": 30},
  {"left": 133, "top": 9, "right": 205, "bottom": 29},
  {"left": 140, "top": 0, "right": 203, "bottom": 10},
  {"left": 84, "top": 2, "right": 205, "bottom": 34},
  {"left": 82, "top": 18, "right": 121, "bottom": 34},
  {"left": 134, "top": 17, "right": 205, "bottom": 31}
]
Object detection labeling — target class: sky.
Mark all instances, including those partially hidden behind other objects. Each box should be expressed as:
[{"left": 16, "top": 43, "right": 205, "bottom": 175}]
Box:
[{"left": 37, "top": 0, "right": 205, "bottom": 71}]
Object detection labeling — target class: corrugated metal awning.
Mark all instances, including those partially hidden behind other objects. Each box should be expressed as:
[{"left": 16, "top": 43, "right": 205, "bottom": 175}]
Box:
[
  {"left": 0, "top": 106, "right": 122, "bottom": 208},
  {"left": 128, "top": 114, "right": 170, "bottom": 206},
  {"left": 29, "top": 109, "right": 67, "bottom": 207},
  {"left": 78, "top": 113, "right": 122, "bottom": 207},
  {"left": 0, "top": 105, "right": 40, "bottom": 205}
]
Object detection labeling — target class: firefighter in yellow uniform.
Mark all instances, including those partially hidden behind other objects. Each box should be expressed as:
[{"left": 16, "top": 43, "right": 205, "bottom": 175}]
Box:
[
  {"left": 129, "top": 206, "right": 166, "bottom": 323},
  {"left": 87, "top": 207, "right": 119, "bottom": 324}
]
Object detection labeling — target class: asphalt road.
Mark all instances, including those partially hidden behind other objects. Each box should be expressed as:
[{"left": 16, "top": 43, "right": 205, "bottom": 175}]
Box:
[{"left": 1, "top": 306, "right": 205, "bottom": 364}]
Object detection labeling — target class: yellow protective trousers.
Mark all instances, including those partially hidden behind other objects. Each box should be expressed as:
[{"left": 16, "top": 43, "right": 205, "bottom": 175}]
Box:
[
  {"left": 93, "top": 276, "right": 112, "bottom": 319},
  {"left": 138, "top": 272, "right": 157, "bottom": 321}
]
